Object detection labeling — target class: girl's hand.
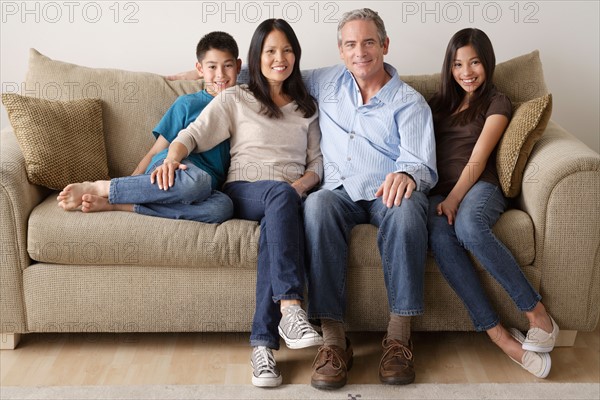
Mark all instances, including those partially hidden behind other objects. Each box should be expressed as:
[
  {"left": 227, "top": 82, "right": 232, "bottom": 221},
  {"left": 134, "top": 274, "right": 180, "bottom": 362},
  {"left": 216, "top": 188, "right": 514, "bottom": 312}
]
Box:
[
  {"left": 150, "top": 159, "right": 187, "bottom": 190},
  {"left": 437, "top": 196, "right": 460, "bottom": 225}
]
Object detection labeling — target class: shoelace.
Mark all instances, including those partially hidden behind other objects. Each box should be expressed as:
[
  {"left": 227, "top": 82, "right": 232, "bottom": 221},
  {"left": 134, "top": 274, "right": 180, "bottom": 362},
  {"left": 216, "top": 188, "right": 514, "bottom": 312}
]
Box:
[
  {"left": 312, "top": 346, "right": 346, "bottom": 370},
  {"left": 253, "top": 347, "right": 277, "bottom": 376},
  {"left": 286, "top": 307, "right": 314, "bottom": 335},
  {"left": 381, "top": 339, "right": 413, "bottom": 366}
]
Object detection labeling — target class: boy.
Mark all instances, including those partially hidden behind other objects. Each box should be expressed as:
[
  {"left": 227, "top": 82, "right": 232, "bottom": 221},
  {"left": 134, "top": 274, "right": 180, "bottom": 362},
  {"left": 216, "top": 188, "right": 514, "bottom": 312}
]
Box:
[{"left": 58, "top": 31, "right": 241, "bottom": 223}]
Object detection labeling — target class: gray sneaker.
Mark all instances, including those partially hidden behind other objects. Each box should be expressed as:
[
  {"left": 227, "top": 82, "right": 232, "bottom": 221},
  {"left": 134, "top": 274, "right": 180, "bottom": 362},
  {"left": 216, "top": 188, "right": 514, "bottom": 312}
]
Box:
[
  {"left": 278, "top": 305, "right": 324, "bottom": 349},
  {"left": 251, "top": 346, "right": 282, "bottom": 387}
]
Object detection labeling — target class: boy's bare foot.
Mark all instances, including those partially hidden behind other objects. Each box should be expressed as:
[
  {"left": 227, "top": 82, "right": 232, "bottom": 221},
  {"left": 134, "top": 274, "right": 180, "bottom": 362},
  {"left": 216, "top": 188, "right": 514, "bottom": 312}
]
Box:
[
  {"left": 57, "top": 181, "right": 110, "bottom": 211},
  {"left": 81, "top": 194, "right": 133, "bottom": 213}
]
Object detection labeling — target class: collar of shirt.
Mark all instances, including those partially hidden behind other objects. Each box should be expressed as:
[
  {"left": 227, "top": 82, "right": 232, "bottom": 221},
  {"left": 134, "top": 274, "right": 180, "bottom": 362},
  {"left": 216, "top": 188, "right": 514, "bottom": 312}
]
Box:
[{"left": 342, "top": 63, "right": 402, "bottom": 107}]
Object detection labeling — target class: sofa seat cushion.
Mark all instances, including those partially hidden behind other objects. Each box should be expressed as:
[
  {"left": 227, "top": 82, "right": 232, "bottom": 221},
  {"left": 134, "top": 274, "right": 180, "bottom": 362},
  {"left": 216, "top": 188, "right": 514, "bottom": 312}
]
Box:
[
  {"left": 28, "top": 195, "right": 259, "bottom": 268},
  {"left": 348, "top": 208, "right": 535, "bottom": 270},
  {"left": 28, "top": 195, "right": 535, "bottom": 269}
]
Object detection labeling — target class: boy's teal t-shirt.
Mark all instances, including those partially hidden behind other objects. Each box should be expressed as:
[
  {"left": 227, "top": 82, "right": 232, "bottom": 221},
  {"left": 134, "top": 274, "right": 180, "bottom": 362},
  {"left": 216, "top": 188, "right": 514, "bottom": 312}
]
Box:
[{"left": 147, "top": 90, "right": 230, "bottom": 189}]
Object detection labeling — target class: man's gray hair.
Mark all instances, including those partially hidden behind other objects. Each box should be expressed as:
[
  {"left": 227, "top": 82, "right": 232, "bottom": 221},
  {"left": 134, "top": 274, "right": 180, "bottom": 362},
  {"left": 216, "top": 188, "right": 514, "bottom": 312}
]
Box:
[{"left": 337, "top": 8, "right": 387, "bottom": 46}]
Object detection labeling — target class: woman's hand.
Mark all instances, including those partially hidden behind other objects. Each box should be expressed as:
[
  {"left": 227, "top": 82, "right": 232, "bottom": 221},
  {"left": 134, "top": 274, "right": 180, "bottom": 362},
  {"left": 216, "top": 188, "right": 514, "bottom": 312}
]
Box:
[
  {"left": 150, "top": 159, "right": 188, "bottom": 190},
  {"left": 437, "top": 195, "right": 461, "bottom": 225},
  {"left": 291, "top": 180, "right": 309, "bottom": 198}
]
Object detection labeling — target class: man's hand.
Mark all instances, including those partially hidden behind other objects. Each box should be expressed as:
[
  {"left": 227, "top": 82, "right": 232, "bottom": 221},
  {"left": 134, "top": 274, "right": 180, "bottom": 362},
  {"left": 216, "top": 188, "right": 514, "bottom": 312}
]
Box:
[
  {"left": 165, "top": 69, "right": 201, "bottom": 81},
  {"left": 375, "top": 172, "right": 416, "bottom": 208}
]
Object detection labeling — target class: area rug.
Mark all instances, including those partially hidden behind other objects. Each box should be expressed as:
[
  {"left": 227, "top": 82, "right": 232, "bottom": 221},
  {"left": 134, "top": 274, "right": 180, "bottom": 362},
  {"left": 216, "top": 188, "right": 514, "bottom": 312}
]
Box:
[{"left": 1, "top": 383, "right": 598, "bottom": 400}]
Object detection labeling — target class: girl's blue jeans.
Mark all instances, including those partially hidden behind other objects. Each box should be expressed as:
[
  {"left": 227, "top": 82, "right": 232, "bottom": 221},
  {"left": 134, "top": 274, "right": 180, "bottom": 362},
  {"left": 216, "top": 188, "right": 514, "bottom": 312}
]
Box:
[{"left": 427, "top": 181, "right": 541, "bottom": 331}]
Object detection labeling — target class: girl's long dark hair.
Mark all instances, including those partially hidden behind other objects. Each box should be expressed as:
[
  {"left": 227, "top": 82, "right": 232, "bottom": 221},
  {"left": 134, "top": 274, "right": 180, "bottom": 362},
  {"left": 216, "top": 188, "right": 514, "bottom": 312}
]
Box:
[
  {"left": 247, "top": 19, "right": 316, "bottom": 119},
  {"left": 429, "top": 28, "right": 496, "bottom": 126}
]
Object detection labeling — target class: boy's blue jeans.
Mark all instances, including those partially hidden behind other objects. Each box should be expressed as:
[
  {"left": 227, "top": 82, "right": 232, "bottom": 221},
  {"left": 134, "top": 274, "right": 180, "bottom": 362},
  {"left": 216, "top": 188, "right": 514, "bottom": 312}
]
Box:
[
  {"left": 109, "top": 158, "right": 233, "bottom": 223},
  {"left": 427, "top": 181, "right": 541, "bottom": 331},
  {"left": 303, "top": 186, "right": 429, "bottom": 322},
  {"left": 222, "top": 180, "right": 305, "bottom": 350}
]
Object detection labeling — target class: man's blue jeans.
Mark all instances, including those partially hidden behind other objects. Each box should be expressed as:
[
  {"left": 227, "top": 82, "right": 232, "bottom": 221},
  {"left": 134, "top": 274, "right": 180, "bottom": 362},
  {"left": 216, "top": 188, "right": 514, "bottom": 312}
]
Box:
[
  {"left": 223, "top": 180, "right": 305, "bottom": 350},
  {"left": 304, "top": 186, "right": 429, "bottom": 322},
  {"left": 427, "top": 181, "right": 541, "bottom": 331},
  {"left": 109, "top": 158, "right": 233, "bottom": 223}
]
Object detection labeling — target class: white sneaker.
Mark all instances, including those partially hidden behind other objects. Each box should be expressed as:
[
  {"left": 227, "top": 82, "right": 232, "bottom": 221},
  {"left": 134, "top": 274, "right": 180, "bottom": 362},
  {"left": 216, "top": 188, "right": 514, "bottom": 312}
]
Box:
[
  {"left": 251, "top": 346, "right": 282, "bottom": 387},
  {"left": 523, "top": 314, "right": 559, "bottom": 352},
  {"left": 508, "top": 328, "right": 552, "bottom": 378},
  {"left": 278, "top": 305, "right": 324, "bottom": 349}
]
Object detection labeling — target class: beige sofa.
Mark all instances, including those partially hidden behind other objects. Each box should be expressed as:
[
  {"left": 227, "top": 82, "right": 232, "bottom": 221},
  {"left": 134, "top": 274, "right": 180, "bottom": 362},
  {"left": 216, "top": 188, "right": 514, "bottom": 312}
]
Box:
[{"left": 1, "top": 49, "right": 599, "bottom": 349}]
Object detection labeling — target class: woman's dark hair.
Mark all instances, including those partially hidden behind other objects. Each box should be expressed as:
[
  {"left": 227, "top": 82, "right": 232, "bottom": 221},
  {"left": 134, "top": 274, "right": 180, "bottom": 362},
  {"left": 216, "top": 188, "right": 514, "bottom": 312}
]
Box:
[
  {"left": 247, "top": 19, "right": 316, "bottom": 119},
  {"left": 429, "top": 28, "right": 496, "bottom": 126}
]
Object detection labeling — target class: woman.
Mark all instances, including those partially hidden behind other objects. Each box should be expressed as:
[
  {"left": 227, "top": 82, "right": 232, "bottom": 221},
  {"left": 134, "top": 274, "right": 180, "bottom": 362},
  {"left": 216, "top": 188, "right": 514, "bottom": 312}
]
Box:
[
  {"left": 158, "top": 19, "right": 323, "bottom": 387},
  {"left": 427, "top": 28, "right": 559, "bottom": 378}
]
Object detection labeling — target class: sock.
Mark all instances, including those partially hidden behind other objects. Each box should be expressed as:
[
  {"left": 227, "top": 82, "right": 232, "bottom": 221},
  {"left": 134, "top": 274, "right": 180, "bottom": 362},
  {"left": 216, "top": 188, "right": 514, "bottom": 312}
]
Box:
[
  {"left": 321, "top": 319, "right": 346, "bottom": 349},
  {"left": 281, "top": 304, "right": 301, "bottom": 315},
  {"left": 387, "top": 314, "right": 411, "bottom": 345}
]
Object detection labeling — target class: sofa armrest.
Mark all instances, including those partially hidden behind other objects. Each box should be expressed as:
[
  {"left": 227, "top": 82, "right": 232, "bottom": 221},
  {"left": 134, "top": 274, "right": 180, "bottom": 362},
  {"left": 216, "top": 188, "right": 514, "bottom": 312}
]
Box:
[
  {"left": 517, "top": 120, "right": 600, "bottom": 331},
  {"left": 0, "top": 128, "right": 51, "bottom": 334}
]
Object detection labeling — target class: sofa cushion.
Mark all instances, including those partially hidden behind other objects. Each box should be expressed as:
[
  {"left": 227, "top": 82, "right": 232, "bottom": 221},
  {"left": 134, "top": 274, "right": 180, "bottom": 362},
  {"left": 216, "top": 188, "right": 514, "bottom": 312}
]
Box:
[
  {"left": 2, "top": 93, "right": 109, "bottom": 190},
  {"left": 22, "top": 48, "right": 548, "bottom": 182},
  {"left": 497, "top": 94, "right": 553, "bottom": 198},
  {"left": 492, "top": 50, "right": 549, "bottom": 103},
  {"left": 28, "top": 195, "right": 259, "bottom": 268},
  {"left": 28, "top": 195, "right": 535, "bottom": 268},
  {"left": 24, "top": 49, "right": 203, "bottom": 178},
  {"left": 348, "top": 208, "right": 534, "bottom": 271}
]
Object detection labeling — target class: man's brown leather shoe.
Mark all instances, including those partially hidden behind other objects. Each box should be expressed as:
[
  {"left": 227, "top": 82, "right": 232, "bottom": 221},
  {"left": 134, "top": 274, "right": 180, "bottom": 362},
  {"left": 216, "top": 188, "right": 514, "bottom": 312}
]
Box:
[
  {"left": 310, "top": 338, "right": 353, "bottom": 390},
  {"left": 378, "top": 336, "right": 415, "bottom": 385}
]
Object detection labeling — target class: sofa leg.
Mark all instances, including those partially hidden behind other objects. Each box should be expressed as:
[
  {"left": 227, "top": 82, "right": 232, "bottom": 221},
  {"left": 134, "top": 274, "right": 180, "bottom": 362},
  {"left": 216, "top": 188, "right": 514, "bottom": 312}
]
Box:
[
  {"left": 1, "top": 333, "right": 21, "bottom": 350},
  {"left": 555, "top": 330, "right": 577, "bottom": 347}
]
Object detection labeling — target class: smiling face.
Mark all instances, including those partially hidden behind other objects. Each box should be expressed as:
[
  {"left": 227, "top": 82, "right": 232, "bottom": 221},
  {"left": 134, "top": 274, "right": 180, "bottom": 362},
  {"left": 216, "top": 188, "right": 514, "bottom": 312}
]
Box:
[
  {"left": 260, "top": 29, "right": 295, "bottom": 85},
  {"left": 452, "top": 44, "right": 486, "bottom": 94},
  {"left": 196, "top": 48, "right": 241, "bottom": 96},
  {"left": 338, "top": 19, "right": 389, "bottom": 84}
]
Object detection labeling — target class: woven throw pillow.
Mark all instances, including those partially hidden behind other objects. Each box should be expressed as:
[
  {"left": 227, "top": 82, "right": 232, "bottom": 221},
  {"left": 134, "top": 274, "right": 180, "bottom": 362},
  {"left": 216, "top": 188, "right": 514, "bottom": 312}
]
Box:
[
  {"left": 2, "top": 93, "right": 110, "bottom": 190},
  {"left": 496, "top": 94, "right": 553, "bottom": 198}
]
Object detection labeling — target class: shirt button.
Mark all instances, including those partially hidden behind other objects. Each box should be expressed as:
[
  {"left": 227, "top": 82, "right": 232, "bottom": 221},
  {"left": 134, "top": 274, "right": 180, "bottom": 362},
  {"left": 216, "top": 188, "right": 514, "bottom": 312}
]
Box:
[
  {"left": 347, "top": 157, "right": 351, "bottom": 161},
  {"left": 341, "top": 177, "right": 345, "bottom": 180}
]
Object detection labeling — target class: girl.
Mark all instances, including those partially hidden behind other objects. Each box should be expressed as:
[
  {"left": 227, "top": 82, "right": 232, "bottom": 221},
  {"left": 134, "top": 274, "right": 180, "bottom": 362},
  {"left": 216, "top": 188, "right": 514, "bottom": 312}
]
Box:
[
  {"left": 157, "top": 19, "right": 323, "bottom": 387},
  {"left": 427, "top": 28, "right": 558, "bottom": 378}
]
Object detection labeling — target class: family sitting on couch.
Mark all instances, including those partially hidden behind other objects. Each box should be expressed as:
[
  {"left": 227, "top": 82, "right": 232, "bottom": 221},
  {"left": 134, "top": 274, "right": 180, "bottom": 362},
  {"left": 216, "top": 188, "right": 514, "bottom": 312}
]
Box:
[{"left": 55, "top": 7, "right": 559, "bottom": 389}]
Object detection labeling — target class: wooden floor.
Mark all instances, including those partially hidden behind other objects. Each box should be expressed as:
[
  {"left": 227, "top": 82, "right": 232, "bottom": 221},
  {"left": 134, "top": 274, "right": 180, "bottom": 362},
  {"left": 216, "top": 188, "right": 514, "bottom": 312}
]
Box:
[{"left": 1, "top": 325, "right": 598, "bottom": 386}]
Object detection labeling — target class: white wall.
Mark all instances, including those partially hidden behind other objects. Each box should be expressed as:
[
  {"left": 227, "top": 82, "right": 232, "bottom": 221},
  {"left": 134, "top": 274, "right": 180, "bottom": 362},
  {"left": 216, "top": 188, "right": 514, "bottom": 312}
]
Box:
[{"left": 2, "top": 0, "right": 599, "bottom": 152}]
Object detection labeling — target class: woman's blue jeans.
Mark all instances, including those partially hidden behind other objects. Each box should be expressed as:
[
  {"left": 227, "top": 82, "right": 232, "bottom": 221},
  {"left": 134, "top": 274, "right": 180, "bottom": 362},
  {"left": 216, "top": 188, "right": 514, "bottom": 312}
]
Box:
[
  {"left": 222, "top": 180, "right": 305, "bottom": 350},
  {"left": 109, "top": 158, "right": 233, "bottom": 223},
  {"left": 303, "top": 186, "right": 429, "bottom": 322},
  {"left": 427, "top": 181, "right": 541, "bottom": 331}
]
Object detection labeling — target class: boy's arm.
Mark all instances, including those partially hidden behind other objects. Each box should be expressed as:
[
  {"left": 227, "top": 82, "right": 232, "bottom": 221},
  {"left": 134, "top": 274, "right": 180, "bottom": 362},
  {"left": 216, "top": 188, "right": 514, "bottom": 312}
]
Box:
[{"left": 131, "top": 135, "right": 170, "bottom": 175}]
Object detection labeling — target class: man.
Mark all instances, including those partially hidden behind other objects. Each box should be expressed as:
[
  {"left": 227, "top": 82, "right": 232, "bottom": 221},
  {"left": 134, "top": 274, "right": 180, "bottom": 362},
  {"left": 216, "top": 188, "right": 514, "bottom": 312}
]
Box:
[{"left": 301, "top": 8, "right": 437, "bottom": 389}]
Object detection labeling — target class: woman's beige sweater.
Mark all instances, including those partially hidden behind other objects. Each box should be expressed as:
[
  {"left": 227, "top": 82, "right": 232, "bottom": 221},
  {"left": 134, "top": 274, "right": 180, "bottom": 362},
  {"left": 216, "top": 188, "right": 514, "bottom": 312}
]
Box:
[{"left": 174, "top": 85, "right": 322, "bottom": 184}]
